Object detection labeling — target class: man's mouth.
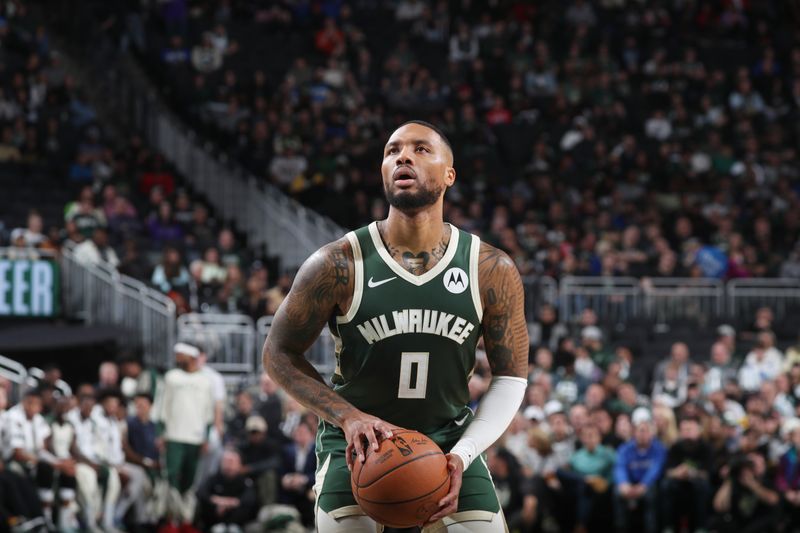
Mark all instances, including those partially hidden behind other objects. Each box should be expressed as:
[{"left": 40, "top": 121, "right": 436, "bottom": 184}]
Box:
[{"left": 393, "top": 166, "right": 417, "bottom": 187}]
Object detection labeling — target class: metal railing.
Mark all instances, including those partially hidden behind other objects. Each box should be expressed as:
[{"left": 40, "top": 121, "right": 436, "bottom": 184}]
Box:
[
  {"left": 560, "top": 276, "right": 643, "bottom": 323},
  {"left": 61, "top": 250, "right": 176, "bottom": 368},
  {"left": 0, "top": 354, "right": 27, "bottom": 404},
  {"left": 727, "top": 278, "right": 800, "bottom": 320},
  {"left": 523, "top": 275, "right": 558, "bottom": 318},
  {"left": 256, "top": 316, "right": 338, "bottom": 378},
  {"left": 177, "top": 313, "right": 256, "bottom": 374},
  {"left": 640, "top": 277, "right": 725, "bottom": 322},
  {"left": 111, "top": 56, "right": 344, "bottom": 271}
]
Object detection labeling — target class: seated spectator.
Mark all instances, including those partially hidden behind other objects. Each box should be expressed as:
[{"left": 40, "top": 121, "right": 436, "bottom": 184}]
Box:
[
  {"left": 487, "top": 447, "right": 527, "bottom": 530},
  {"left": 4, "top": 389, "right": 75, "bottom": 530},
  {"left": 614, "top": 409, "right": 666, "bottom": 533},
  {"left": 64, "top": 187, "right": 107, "bottom": 239},
  {"left": 704, "top": 341, "right": 738, "bottom": 394},
  {"left": 238, "top": 415, "right": 281, "bottom": 507},
  {"left": 661, "top": 416, "right": 712, "bottom": 533},
  {"left": 161, "top": 35, "right": 190, "bottom": 66},
  {"left": 226, "top": 390, "right": 256, "bottom": 444},
  {"left": 45, "top": 396, "right": 80, "bottom": 531},
  {"left": 118, "top": 393, "right": 160, "bottom": 529},
  {"left": 197, "top": 448, "right": 258, "bottom": 531},
  {"left": 279, "top": 421, "right": 316, "bottom": 527},
  {"left": 151, "top": 246, "right": 191, "bottom": 294},
  {"left": 196, "top": 246, "right": 226, "bottom": 284},
  {"left": 146, "top": 201, "right": 183, "bottom": 250},
  {"left": 738, "top": 331, "right": 783, "bottom": 392},
  {"left": 528, "top": 303, "right": 568, "bottom": 353},
  {"left": 97, "top": 361, "right": 119, "bottom": 391},
  {"left": 73, "top": 227, "right": 120, "bottom": 268},
  {"left": 11, "top": 210, "right": 46, "bottom": 248},
  {"left": 139, "top": 155, "right": 175, "bottom": 197},
  {"left": 652, "top": 342, "right": 690, "bottom": 394},
  {"left": 711, "top": 453, "right": 779, "bottom": 533},
  {"left": 562, "top": 423, "right": 615, "bottom": 532},
  {"left": 251, "top": 373, "right": 285, "bottom": 444},
  {"left": 191, "top": 32, "right": 223, "bottom": 74}
]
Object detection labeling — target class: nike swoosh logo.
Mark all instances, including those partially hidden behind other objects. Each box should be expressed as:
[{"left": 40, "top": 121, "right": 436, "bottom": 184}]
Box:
[
  {"left": 454, "top": 413, "right": 470, "bottom": 426},
  {"left": 367, "top": 276, "right": 397, "bottom": 288}
]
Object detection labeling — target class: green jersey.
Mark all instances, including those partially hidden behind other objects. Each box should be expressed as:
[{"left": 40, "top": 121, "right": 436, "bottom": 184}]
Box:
[{"left": 329, "top": 221, "right": 483, "bottom": 437}]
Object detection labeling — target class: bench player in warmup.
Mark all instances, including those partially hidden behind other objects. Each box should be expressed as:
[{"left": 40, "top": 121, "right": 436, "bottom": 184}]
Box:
[{"left": 263, "top": 121, "right": 528, "bottom": 532}]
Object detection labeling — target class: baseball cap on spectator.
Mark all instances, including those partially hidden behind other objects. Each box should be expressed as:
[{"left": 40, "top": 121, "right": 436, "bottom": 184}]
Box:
[
  {"left": 544, "top": 400, "right": 564, "bottom": 418},
  {"left": 523, "top": 406, "right": 545, "bottom": 423},
  {"left": 245, "top": 415, "right": 268, "bottom": 433},
  {"left": 632, "top": 407, "right": 652, "bottom": 426},
  {"left": 581, "top": 326, "right": 602, "bottom": 342},
  {"left": 781, "top": 418, "right": 800, "bottom": 439},
  {"left": 173, "top": 342, "right": 200, "bottom": 358},
  {"left": 717, "top": 324, "right": 736, "bottom": 338}
]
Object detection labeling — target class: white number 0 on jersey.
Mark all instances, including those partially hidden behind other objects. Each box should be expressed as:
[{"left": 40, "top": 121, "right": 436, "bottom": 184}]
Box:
[{"left": 397, "top": 352, "right": 429, "bottom": 399}]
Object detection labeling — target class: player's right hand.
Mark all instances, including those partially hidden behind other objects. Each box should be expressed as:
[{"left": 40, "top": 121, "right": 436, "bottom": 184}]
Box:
[{"left": 342, "top": 411, "right": 398, "bottom": 470}]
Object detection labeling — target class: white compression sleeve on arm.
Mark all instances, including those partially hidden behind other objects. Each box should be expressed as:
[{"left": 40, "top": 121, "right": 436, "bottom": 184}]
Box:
[{"left": 449, "top": 375, "right": 527, "bottom": 471}]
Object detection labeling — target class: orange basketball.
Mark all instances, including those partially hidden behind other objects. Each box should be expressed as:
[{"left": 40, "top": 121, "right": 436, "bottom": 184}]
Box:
[{"left": 351, "top": 429, "right": 450, "bottom": 528}]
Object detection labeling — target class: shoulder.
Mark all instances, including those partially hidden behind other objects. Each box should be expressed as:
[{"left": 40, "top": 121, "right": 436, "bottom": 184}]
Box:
[
  {"left": 289, "top": 236, "right": 355, "bottom": 301},
  {"left": 477, "top": 242, "right": 522, "bottom": 290}
]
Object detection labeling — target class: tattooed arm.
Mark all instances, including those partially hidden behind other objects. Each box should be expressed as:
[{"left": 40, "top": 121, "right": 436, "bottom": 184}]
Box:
[
  {"left": 263, "top": 238, "right": 395, "bottom": 465},
  {"left": 429, "top": 242, "right": 529, "bottom": 524},
  {"left": 478, "top": 242, "right": 529, "bottom": 378}
]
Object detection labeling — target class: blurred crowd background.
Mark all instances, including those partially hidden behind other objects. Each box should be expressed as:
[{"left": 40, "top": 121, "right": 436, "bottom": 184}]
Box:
[{"left": 2, "top": 0, "right": 800, "bottom": 532}]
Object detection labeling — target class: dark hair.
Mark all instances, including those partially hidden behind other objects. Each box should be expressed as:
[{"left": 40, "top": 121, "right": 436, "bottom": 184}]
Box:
[
  {"left": 23, "top": 388, "right": 42, "bottom": 399},
  {"left": 134, "top": 392, "right": 153, "bottom": 403},
  {"left": 396, "top": 120, "right": 453, "bottom": 155}
]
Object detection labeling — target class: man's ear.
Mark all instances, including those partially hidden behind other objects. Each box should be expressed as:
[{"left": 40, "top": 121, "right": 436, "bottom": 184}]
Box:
[{"left": 445, "top": 167, "right": 456, "bottom": 187}]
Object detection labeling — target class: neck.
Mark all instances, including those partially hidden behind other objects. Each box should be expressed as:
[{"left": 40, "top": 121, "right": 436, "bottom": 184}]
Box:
[{"left": 382, "top": 204, "right": 446, "bottom": 252}]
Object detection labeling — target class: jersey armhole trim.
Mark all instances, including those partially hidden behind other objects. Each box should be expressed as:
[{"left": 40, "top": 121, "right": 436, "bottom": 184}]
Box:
[
  {"left": 469, "top": 234, "right": 483, "bottom": 321},
  {"left": 336, "top": 231, "right": 363, "bottom": 324}
]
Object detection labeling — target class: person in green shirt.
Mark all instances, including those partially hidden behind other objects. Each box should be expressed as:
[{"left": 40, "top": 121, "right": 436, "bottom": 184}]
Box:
[{"left": 560, "top": 423, "right": 616, "bottom": 532}]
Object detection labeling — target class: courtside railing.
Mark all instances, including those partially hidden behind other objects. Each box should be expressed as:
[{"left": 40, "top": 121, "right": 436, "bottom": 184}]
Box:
[
  {"left": 177, "top": 313, "right": 256, "bottom": 374},
  {"left": 61, "top": 249, "right": 176, "bottom": 368}
]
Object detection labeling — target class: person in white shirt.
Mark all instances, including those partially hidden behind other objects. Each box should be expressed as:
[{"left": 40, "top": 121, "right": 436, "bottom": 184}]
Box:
[
  {"left": 67, "top": 387, "right": 122, "bottom": 532},
  {"left": 739, "top": 331, "right": 784, "bottom": 392},
  {"left": 156, "top": 343, "right": 214, "bottom": 526},
  {"left": 5, "top": 389, "right": 76, "bottom": 529},
  {"left": 46, "top": 396, "right": 80, "bottom": 531},
  {"left": 72, "top": 227, "right": 120, "bottom": 269},
  {"left": 196, "top": 343, "right": 227, "bottom": 485}
]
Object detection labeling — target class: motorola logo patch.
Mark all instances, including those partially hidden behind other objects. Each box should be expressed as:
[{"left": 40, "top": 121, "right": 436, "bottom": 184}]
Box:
[{"left": 443, "top": 267, "right": 468, "bottom": 294}]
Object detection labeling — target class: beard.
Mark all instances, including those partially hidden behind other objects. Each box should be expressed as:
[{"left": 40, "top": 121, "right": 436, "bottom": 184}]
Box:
[{"left": 384, "top": 180, "right": 443, "bottom": 210}]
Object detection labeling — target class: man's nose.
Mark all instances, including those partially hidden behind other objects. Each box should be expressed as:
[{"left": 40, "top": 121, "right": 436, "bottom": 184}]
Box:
[{"left": 396, "top": 147, "right": 414, "bottom": 166}]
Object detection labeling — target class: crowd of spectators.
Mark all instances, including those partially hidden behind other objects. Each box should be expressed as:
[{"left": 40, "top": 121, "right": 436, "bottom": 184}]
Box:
[
  {"left": 136, "top": 0, "right": 800, "bottom": 280},
  {"left": 0, "top": 0, "right": 288, "bottom": 319},
  {"left": 0, "top": 343, "right": 315, "bottom": 533},
  {"left": 4, "top": 306, "right": 800, "bottom": 532}
]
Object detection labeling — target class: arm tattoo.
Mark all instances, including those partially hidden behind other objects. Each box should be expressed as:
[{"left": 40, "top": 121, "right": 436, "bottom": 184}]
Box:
[
  {"left": 479, "top": 243, "right": 529, "bottom": 378},
  {"left": 332, "top": 247, "right": 349, "bottom": 286},
  {"left": 263, "top": 239, "right": 358, "bottom": 427}
]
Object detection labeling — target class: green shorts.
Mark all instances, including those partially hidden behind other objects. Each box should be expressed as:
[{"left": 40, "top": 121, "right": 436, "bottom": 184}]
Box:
[{"left": 314, "top": 419, "right": 500, "bottom": 516}]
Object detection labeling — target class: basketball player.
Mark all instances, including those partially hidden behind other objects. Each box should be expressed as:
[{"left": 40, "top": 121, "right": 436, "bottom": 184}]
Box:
[{"left": 264, "top": 121, "right": 528, "bottom": 532}]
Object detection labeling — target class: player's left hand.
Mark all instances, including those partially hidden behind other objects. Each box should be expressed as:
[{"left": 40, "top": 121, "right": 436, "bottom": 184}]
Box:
[{"left": 424, "top": 453, "right": 463, "bottom": 526}]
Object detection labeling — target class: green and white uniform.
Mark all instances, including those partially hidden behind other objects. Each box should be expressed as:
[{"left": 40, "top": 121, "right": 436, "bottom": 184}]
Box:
[{"left": 315, "top": 222, "right": 500, "bottom": 517}]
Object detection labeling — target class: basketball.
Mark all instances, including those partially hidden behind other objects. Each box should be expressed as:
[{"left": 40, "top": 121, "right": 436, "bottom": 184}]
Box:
[{"left": 351, "top": 429, "right": 451, "bottom": 528}]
